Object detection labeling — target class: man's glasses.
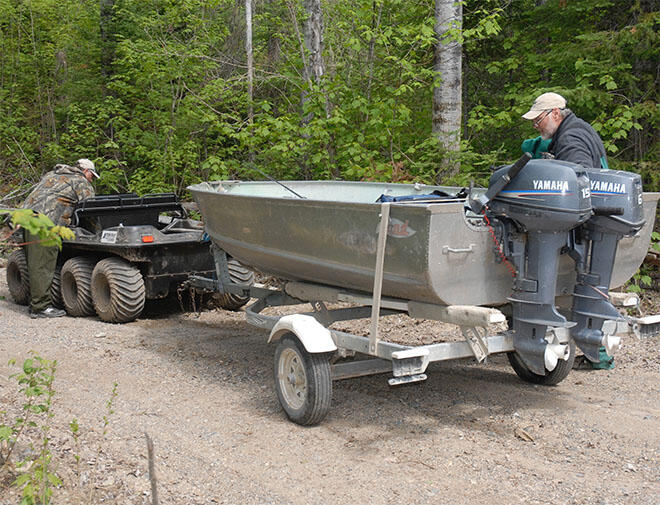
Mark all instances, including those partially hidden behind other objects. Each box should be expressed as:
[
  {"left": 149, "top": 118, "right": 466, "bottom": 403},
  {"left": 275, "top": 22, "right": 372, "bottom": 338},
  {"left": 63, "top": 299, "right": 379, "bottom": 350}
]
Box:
[{"left": 533, "top": 109, "right": 552, "bottom": 128}]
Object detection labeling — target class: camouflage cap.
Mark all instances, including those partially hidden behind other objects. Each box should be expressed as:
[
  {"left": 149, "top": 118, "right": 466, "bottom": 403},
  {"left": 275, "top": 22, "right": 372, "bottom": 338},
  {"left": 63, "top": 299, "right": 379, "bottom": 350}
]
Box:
[{"left": 76, "top": 158, "right": 99, "bottom": 178}]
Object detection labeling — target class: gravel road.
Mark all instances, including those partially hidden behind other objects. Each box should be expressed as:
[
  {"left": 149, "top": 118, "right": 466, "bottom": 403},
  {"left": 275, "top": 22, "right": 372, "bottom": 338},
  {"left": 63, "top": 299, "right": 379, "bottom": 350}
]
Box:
[{"left": 1, "top": 265, "right": 659, "bottom": 505}]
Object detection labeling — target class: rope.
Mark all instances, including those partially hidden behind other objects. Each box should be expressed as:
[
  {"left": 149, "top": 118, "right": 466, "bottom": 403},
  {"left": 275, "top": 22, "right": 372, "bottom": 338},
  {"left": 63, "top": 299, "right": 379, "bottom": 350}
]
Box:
[
  {"left": 588, "top": 283, "right": 610, "bottom": 301},
  {"left": 482, "top": 209, "right": 517, "bottom": 278}
]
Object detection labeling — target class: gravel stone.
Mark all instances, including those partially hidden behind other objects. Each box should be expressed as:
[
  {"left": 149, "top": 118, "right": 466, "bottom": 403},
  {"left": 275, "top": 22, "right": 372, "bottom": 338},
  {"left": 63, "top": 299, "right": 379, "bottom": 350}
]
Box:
[{"left": 1, "top": 265, "right": 659, "bottom": 504}]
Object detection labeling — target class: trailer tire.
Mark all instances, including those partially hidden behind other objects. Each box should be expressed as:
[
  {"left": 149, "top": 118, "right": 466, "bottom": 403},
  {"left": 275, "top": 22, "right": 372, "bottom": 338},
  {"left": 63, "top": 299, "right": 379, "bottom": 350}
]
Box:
[
  {"left": 61, "top": 257, "right": 96, "bottom": 317},
  {"left": 274, "top": 334, "right": 332, "bottom": 426},
  {"left": 213, "top": 258, "right": 254, "bottom": 311},
  {"left": 6, "top": 249, "right": 30, "bottom": 305},
  {"left": 92, "top": 257, "right": 145, "bottom": 323},
  {"left": 507, "top": 340, "right": 575, "bottom": 386},
  {"left": 51, "top": 265, "right": 63, "bottom": 308}
]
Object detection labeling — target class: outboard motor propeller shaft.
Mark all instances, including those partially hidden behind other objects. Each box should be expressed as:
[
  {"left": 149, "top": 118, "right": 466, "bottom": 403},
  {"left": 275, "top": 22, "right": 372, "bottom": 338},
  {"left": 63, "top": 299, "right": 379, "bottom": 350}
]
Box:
[
  {"left": 509, "top": 230, "right": 574, "bottom": 374},
  {"left": 570, "top": 170, "right": 645, "bottom": 362},
  {"left": 485, "top": 158, "right": 592, "bottom": 376}
]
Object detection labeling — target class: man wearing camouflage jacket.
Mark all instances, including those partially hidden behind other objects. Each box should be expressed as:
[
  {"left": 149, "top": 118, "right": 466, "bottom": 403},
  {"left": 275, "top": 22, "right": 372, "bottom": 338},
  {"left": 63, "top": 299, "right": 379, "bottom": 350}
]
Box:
[{"left": 22, "top": 159, "right": 99, "bottom": 318}]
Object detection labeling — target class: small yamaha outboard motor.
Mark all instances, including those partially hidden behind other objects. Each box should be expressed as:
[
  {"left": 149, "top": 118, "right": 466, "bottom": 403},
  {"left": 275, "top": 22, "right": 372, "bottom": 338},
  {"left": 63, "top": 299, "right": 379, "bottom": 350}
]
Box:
[
  {"left": 469, "top": 155, "right": 592, "bottom": 375},
  {"left": 569, "top": 169, "right": 644, "bottom": 362}
]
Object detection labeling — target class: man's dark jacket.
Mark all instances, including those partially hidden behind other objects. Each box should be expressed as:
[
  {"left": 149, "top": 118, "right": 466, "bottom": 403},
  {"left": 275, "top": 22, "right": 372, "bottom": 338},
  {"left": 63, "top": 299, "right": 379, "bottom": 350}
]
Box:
[{"left": 548, "top": 112, "right": 608, "bottom": 169}]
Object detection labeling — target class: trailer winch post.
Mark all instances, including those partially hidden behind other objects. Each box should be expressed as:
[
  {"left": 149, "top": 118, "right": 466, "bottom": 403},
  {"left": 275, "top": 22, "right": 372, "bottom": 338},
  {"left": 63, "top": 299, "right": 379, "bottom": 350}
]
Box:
[{"left": 369, "top": 202, "right": 391, "bottom": 354}]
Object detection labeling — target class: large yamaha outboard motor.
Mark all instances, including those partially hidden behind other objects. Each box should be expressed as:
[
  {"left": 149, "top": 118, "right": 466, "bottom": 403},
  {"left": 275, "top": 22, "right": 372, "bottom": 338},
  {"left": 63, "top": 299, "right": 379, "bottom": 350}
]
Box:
[
  {"left": 570, "top": 169, "right": 645, "bottom": 362},
  {"left": 469, "top": 156, "right": 592, "bottom": 375}
]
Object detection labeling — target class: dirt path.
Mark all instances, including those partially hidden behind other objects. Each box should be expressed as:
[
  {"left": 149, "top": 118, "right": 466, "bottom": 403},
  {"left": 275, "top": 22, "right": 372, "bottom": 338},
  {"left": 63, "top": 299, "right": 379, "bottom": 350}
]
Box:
[{"left": 1, "top": 266, "right": 659, "bottom": 505}]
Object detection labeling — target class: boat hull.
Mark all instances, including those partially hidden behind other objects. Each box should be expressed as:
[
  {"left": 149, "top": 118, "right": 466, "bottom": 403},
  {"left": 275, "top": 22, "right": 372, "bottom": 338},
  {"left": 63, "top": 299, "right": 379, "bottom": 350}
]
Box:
[{"left": 189, "top": 180, "right": 659, "bottom": 306}]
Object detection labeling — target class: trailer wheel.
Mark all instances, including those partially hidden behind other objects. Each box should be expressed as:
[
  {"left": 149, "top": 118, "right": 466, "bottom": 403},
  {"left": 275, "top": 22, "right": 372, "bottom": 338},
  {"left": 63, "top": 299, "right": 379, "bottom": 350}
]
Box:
[
  {"left": 50, "top": 265, "right": 63, "bottom": 308},
  {"left": 61, "top": 257, "right": 96, "bottom": 317},
  {"left": 274, "top": 334, "right": 332, "bottom": 426},
  {"left": 507, "top": 340, "right": 576, "bottom": 386},
  {"left": 6, "top": 249, "right": 30, "bottom": 305},
  {"left": 213, "top": 258, "right": 254, "bottom": 311},
  {"left": 91, "top": 257, "right": 145, "bottom": 323}
]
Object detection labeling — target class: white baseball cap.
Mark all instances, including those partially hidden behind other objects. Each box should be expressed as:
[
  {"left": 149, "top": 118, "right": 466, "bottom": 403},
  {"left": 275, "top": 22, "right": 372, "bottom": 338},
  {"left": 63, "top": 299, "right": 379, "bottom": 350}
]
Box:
[
  {"left": 522, "top": 92, "right": 567, "bottom": 120},
  {"left": 76, "top": 158, "right": 100, "bottom": 178}
]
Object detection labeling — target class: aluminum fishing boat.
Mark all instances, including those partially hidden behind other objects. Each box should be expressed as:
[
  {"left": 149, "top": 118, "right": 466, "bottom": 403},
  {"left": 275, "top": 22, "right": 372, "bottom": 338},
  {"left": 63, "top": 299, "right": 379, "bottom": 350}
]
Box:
[{"left": 188, "top": 179, "right": 658, "bottom": 307}]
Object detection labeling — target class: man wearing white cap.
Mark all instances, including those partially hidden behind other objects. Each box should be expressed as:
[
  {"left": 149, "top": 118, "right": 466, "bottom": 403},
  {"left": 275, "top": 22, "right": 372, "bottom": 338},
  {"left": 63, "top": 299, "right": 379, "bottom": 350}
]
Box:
[
  {"left": 522, "top": 92, "right": 609, "bottom": 169},
  {"left": 20, "top": 158, "right": 99, "bottom": 318}
]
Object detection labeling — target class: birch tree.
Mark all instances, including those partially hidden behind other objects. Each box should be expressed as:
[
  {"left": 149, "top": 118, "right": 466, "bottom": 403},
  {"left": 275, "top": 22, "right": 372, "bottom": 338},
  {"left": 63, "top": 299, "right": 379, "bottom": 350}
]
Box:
[
  {"left": 299, "top": 0, "right": 336, "bottom": 175},
  {"left": 301, "top": 0, "right": 325, "bottom": 120},
  {"left": 433, "top": 0, "right": 463, "bottom": 179}
]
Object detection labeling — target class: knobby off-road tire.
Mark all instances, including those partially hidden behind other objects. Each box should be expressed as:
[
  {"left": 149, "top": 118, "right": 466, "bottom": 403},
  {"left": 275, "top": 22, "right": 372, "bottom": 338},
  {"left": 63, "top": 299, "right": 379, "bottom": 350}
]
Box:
[
  {"left": 507, "top": 340, "right": 576, "bottom": 386},
  {"left": 91, "top": 257, "right": 145, "bottom": 323},
  {"left": 61, "top": 256, "right": 96, "bottom": 317},
  {"left": 6, "top": 249, "right": 30, "bottom": 305},
  {"left": 274, "top": 334, "right": 332, "bottom": 426},
  {"left": 213, "top": 258, "right": 254, "bottom": 311},
  {"left": 50, "top": 265, "right": 63, "bottom": 308}
]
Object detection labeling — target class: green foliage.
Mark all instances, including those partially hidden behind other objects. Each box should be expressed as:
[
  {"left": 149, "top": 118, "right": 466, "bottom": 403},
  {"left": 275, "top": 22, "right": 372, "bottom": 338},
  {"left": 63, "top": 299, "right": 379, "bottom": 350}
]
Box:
[
  {"left": 627, "top": 270, "right": 653, "bottom": 293},
  {"left": 0, "top": 353, "right": 60, "bottom": 504},
  {"left": 465, "top": 0, "right": 659, "bottom": 188},
  {"left": 2, "top": 209, "right": 75, "bottom": 249},
  {"left": 0, "top": 0, "right": 657, "bottom": 194},
  {"left": 652, "top": 231, "right": 660, "bottom": 252},
  {"left": 13, "top": 453, "right": 62, "bottom": 505},
  {"left": 627, "top": 230, "right": 660, "bottom": 293},
  {"left": 1, "top": 354, "right": 120, "bottom": 504}
]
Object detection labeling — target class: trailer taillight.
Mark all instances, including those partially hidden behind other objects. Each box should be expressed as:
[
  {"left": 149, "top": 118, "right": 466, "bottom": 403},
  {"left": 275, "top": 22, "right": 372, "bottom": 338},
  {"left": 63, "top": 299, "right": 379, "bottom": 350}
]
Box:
[{"left": 141, "top": 235, "right": 155, "bottom": 243}]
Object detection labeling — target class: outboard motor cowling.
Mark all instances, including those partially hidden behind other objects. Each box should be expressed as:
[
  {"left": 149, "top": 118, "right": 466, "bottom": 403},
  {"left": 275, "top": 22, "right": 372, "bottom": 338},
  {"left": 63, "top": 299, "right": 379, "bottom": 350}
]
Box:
[
  {"left": 487, "top": 159, "right": 592, "bottom": 375},
  {"left": 488, "top": 159, "right": 592, "bottom": 233},
  {"left": 570, "top": 169, "right": 645, "bottom": 361}
]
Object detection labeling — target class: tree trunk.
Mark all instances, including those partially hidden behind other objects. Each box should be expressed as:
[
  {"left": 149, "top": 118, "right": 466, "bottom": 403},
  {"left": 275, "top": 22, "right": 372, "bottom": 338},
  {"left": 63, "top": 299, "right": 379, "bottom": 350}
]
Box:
[
  {"left": 301, "top": 0, "right": 325, "bottom": 120},
  {"left": 302, "top": 0, "right": 324, "bottom": 85},
  {"left": 432, "top": 0, "right": 463, "bottom": 180},
  {"left": 100, "top": 0, "right": 119, "bottom": 163},
  {"left": 300, "top": 0, "right": 336, "bottom": 177},
  {"left": 100, "top": 0, "right": 115, "bottom": 83},
  {"left": 246, "top": 0, "right": 253, "bottom": 125},
  {"left": 246, "top": 0, "right": 254, "bottom": 163}
]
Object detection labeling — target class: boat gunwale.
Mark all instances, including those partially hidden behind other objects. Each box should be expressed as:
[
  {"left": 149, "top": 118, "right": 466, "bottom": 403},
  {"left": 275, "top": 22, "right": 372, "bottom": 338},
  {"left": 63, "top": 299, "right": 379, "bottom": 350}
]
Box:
[{"left": 188, "top": 180, "right": 472, "bottom": 213}]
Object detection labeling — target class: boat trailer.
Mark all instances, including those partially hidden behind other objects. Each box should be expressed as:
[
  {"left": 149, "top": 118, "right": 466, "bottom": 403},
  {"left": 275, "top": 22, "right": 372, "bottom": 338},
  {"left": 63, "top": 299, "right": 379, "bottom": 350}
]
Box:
[{"left": 186, "top": 215, "right": 635, "bottom": 426}]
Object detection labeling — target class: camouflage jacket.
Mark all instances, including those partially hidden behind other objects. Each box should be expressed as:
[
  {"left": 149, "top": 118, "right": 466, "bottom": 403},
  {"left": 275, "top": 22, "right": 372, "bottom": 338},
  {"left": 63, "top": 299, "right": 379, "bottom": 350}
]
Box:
[{"left": 22, "top": 164, "right": 95, "bottom": 226}]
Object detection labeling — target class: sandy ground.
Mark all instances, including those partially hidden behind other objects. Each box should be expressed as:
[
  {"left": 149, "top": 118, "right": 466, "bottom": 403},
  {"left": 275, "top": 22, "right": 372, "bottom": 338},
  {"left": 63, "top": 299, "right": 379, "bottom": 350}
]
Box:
[{"left": 1, "top": 266, "right": 659, "bottom": 505}]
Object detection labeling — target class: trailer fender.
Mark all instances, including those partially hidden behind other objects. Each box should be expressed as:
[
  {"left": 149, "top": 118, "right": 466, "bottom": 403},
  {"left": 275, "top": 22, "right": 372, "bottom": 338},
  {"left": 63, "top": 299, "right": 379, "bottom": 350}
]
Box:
[{"left": 268, "top": 314, "right": 337, "bottom": 354}]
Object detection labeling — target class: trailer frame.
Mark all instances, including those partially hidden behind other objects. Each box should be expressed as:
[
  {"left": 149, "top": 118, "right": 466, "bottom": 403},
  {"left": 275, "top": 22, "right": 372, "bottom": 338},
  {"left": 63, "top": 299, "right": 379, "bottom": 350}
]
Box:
[{"left": 186, "top": 204, "right": 596, "bottom": 424}]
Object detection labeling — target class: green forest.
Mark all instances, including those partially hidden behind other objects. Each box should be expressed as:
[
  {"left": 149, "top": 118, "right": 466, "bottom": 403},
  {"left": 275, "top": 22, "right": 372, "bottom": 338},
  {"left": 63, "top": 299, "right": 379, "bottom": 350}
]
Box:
[{"left": 0, "top": 0, "right": 658, "bottom": 199}]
